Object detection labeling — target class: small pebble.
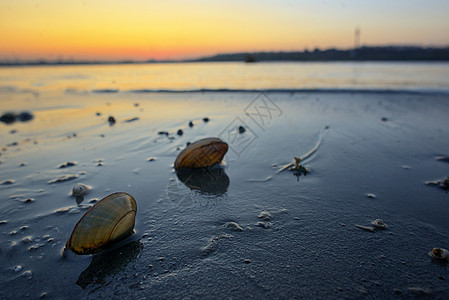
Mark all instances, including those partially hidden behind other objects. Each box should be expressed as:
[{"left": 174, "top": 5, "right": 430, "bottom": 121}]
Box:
[
  {"left": 58, "top": 161, "right": 77, "bottom": 168},
  {"left": 96, "top": 112, "right": 101, "bottom": 116},
  {"left": 256, "top": 222, "right": 271, "bottom": 229},
  {"left": 258, "top": 211, "right": 272, "bottom": 221},
  {"left": 177, "top": 129, "right": 183, "bottom": 136},
  {"left": 19, "top": 162, "right": 27, "bottom": 167},
  {"left": 366, "top": 193, "right": 376, "bottom": 199},
  {"left": 14, "top": 265, "right": 23, "bottom": 272},
  {"left": 188, "top": 121, "right": 194, "bottom": 127},
  {"left": 381, "top": 117, "right": 388, "bottom": 122},
  {"left": 147, "top": 157, "right": 156, "bottom": 162},
  {"left": 9, "top": 129, "right": 17, "bottom": 134},
  {"left": 9, "top": 230, "right": 18, "bottom": 235},
  {"left": 0, "top": 220, "right": 8, "bottom": 225},
  {"left": 23, "top": 270, "right": 33, "bottom": 277},
  {"left": 203, "top": 117, "right": 209, "bottom": 123},
  {"left": 108, "top": 116, "right": 116, "bottom": 124},
  {"left": 40, "top": 292, "right": 47, "bottom": 298},
  {"left": 238, "top": 126, "right": 246, "bottom": 134},
  {"left": 1, "top": 179, "right": 15, "bottom": 185},
  {"left": 20, "top": 225, "right": 28, "bottom": 230},
  {"left": 244, "top": 259, "right": 251, "bottom": 264},
  {"left": 158, "top": 131, "right": 169, "bottom": 136}
]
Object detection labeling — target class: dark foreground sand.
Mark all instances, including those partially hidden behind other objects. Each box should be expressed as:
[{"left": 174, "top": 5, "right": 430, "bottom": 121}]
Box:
[{"left": 1, "top": 91, "right": 449, "bottom": 299}]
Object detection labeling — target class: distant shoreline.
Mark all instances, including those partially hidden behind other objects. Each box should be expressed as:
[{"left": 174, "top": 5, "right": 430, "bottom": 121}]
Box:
[{"left": 1, "top": 46, "right": 449, "bottom": 67}]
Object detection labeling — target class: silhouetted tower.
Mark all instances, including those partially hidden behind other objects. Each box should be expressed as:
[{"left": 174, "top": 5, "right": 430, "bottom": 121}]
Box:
[{"left": 354, "top": 27, "right": 361, "bottom": 49}]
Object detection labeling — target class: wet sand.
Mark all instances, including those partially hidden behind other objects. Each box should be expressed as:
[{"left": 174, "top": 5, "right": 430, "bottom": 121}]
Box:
[{"left": 1, "top": 90, "right": 449, "bottom": 299}]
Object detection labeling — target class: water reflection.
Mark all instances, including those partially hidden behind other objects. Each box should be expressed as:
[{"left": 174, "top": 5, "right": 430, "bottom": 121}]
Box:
[
  {"left": 176, "top": 168, "right": 230, "bottom": 195},
  {"left": 76, "top": 239, "right": 143, "bottom": 289}
]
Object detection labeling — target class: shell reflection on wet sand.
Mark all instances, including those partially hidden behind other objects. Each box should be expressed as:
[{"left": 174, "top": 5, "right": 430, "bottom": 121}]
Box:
[
  {"left": 64, "top": 192, "right": 137, "bottom": 255},
  {"left": 174, "top": 137, "right": 228, "bottom": 170}
]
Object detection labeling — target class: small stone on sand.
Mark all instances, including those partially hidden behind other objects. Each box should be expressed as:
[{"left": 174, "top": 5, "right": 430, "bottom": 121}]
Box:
[{"left": 258, "top": 211, "right": 272, "bottom": 221}]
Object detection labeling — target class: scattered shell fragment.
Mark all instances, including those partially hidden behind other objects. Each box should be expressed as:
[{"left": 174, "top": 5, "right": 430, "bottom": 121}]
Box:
[
  {"left": 256, "top": 222, "right": 272, "bottom": 229},
  {"left": 174, "top": 137, "right": 228, "bottom": 170},
  {"left": 64, "top": 192, "right": 137, "bottom": 255},
  {"left": 371, "top": 219, "right": 388, "bottom": 229},
  {"left": 48, "top": 174, "right": 78, "bottom": 184},
  {"left": 71, "top": 183, "right": 91, "bottom": 197},
  {"left": 224, "top": 222, "right": 243, "bottom": 232},
  {"left": 428, "top": 248, "right": 449, "bottom": 261},
  {"left": 355, "top": 225, "right": 375, "bottom": 232},
  {"left": 258, "top": 211, "right": 272, "bottom": 221}
]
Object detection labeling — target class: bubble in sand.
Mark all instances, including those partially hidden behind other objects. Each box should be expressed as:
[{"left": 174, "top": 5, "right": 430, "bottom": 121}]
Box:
[
  {"left": 223, "top": 222, "right": 243, "bottom": 231},
  {"left": 371, "top": 219, "right": 387, "bottom": 229},
  {"left": 1, "top": 179, "right": 15, "bottom": 185}
]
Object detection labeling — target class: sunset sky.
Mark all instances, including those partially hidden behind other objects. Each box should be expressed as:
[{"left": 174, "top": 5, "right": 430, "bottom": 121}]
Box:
[{"left": 1, "top": 0, "right": 449, "bottom": 61}]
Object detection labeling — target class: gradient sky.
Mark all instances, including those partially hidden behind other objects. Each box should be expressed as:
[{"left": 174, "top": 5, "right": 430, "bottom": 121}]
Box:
[{"left": 1, "top": 0, "right": 449, "bottom": 61}]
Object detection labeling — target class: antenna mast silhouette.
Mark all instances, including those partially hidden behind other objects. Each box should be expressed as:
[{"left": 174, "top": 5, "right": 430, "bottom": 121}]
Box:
[{"left": 354, "top": 27, "right": 361, "bottom": 49}]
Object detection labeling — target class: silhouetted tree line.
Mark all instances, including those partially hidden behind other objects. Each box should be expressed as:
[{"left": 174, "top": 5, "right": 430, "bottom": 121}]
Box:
[{"left": 192, "top": 46, "right": 449, "bottom": 62}]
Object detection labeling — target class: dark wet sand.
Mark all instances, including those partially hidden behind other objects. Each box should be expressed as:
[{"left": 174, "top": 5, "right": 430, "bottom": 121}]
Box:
[{"left": 1, "top": 91, "right": 449, "bottom": 299}]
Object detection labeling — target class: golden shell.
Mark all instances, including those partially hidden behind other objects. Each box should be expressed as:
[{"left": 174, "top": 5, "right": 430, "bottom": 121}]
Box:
[
  {"left": 174, "top": 137, "right": 228, "bottom": 170},
  {"left": 65, "top": 192, "right": 137, "bottom": 255}
]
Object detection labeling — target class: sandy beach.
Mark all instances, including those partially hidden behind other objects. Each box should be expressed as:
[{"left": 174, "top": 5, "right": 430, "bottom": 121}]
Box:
[{"left": 1, "top": 88, "right": 449, "bottom": 298}]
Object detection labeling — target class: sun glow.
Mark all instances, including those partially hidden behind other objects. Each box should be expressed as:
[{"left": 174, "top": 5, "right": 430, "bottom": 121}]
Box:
[{"left": 1, "top": 0, "right": 448, "bottom": 61}]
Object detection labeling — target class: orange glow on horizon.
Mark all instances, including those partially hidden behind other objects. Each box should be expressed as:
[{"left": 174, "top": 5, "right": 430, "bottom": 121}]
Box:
[{"left": 1, "top": 0, "right": 449, "bottom": 61}]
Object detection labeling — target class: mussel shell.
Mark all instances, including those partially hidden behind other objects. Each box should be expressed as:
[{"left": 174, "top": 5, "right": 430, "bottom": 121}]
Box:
[
  {"left": 66, "top": 192, "right": 137, "bottom": 255},
  {"left": 174, "top": 137, "right": 228, "bottom": 170}
]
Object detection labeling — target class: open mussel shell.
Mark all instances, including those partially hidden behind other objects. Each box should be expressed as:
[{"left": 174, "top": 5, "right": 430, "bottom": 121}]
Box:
[
  {"left": 174, "top": 137, "right": 228, "bottom": 170},
  {"left": 65, "top": 192, "right": 137, "bottom": 255}
]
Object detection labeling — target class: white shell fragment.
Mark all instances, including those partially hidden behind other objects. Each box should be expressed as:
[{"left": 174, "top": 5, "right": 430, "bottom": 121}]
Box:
[
  {"left": 371, "top": 219, "right": 388, "bottom": 229},
  {"left": 355, "top": 225, "right": 375, "bottom": 232},
  {"left": 428, "top": 248, "right": 449, "bottom": 261},
  {"left": 223, "top": 222, "right": 243, "bottom": 231},
  {"left": 71, "top": 183, "right": 91, "bottom": 197}
]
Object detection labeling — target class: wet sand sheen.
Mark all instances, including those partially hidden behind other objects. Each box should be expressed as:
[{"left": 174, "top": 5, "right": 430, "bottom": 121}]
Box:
[{"left": 1, "top": 91, "right": 449, "bottom": 298}]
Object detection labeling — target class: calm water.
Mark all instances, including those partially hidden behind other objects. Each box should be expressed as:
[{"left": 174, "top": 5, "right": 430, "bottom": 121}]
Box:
[{"left": 1, "top": 61, "right": 449, "bottom": 94}]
